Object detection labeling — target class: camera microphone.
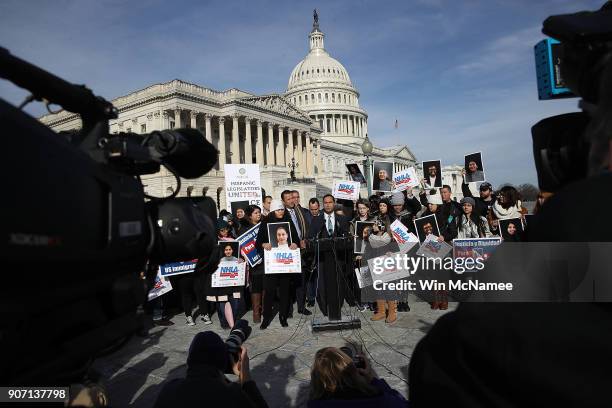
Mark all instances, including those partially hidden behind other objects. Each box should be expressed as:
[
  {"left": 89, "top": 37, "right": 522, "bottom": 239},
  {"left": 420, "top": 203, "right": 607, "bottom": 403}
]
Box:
[{"left": 144, "top": 128, "right": 218, "bottom": 179}]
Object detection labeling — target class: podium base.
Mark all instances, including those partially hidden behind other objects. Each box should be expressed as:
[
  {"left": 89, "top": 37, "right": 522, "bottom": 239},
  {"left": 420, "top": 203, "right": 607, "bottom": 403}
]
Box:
[{"left": 311, "top": 315, "right": 362, "bottom": 332}]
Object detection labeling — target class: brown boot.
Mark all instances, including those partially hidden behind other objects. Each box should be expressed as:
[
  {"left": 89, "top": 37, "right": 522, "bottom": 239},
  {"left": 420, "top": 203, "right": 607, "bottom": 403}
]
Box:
[
  {"left": 251, "top": 293, "right": 262, "bottom": 323},
  {"left": 371, "top": 300, "right": 386, "bottom": 321},
  {"left": 386, "top": 301, "right": 397, "bottom": 324},
  {"left": 439, "top": 291, "right": 448, "bottom": 310}
]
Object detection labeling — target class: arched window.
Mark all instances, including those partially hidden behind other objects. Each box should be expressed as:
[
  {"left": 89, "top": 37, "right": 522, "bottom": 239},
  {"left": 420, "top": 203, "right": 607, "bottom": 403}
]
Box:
[
  {"left": 318, "top": 93, "right": 322, "bottom": 103},
  {"left": 305, "top": 94, "right": 308, "bottom": 104},
  {"left": 343, "top": 94, "right": 347, "bottom": 104},
  {"left": 306, "top": 70, "right": 309, "bottom": 74},
  {"left": 298, "top": 96, "right": 302, "bottom": 105},
  {"left": 317, "top": 68, "right": 320, "bottom": 73},
  {"left": 325, "top": 93, "right": 329, "bottom": 102},
  {"left": 311, "top": 93, "right": 314, "bottom": 102},
  {"left": 331, "top": 93, "right": 335, "bottom": 103}
]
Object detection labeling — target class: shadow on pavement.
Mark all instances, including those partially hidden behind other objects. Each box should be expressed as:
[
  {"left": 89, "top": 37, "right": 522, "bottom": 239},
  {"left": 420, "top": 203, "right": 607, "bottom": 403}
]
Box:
[{"left": 251, "top": 353, "right": 297, "bottom": 408}]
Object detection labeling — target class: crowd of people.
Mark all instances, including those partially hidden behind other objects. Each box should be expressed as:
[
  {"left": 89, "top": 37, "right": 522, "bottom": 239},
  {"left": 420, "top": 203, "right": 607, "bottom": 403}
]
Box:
[{"left": 149, "top": 174, "right": 539, "bottom": 331}]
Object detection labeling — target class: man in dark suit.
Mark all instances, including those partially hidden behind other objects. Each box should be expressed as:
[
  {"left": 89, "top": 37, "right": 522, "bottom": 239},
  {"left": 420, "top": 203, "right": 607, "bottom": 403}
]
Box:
[{"left": 307, "top": 194, "right": 352, "bottom": 320}]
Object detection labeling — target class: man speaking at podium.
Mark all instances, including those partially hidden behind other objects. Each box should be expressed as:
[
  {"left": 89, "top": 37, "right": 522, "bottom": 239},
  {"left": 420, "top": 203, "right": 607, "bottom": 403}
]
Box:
[{"left": 307, "top": 194, "right": 351, "bottom": 320}]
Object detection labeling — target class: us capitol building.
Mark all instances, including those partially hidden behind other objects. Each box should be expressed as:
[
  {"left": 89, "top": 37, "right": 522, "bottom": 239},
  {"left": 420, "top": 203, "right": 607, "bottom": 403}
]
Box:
[{"left": 40, "top": 14, "right": 463, "bottom": 206}]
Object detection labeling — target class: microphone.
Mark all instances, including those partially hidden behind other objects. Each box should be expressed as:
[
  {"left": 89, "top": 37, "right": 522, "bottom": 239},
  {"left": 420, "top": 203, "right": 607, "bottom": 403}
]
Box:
[{"left": 145, "top": 129, "right": 218, "bottom": 179}]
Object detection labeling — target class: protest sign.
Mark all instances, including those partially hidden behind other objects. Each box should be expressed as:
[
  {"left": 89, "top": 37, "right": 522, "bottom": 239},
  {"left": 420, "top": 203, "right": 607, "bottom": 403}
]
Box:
[
  {"left": 159, "top": 259, "right": 197, "bottom": 277},
  {"left": 367, "top": 253, "right": 412, "bottom": 284},
  {"left": 416, "top": 235, "right": 452, "bottom": 259},
  {"left": 346, "top": 163, "right": 366, "bottom": 184},
  {"left": 224, "top": 164, "right": 262, "bottom": 212},
  {"left": 264, "top": 247, "right": 301, "bottom": 274},
  {"left": 148, "top": 269, "right": 173, "bottom": 301},
  {"left": 332, "top": 180, "right": 360, "bottom": 201},
  {"left": 392, "top": 167, "right": 420, "bottom": 192},
  {"left": 212, "top": 259, "right": 246, "bottom": 287},
  {"left": 453, "top": 237, "right": 501, "bottom": 264},
  {"left": 354, "top": 221, "right": 375, "bottom": 254},
  {"left": 238, "top": 223, "right": 262, "bottom": 267},
  {"left": 390, "top": 219, "right": 419, "bottom": 254},
  {"left": 355, "top": 265, "right": 373, "bottom": 289}
]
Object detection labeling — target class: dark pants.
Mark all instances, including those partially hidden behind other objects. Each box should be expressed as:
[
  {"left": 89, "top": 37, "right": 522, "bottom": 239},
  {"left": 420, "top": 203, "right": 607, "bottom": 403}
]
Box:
[
  {"left": 173, "top": 273, "right": 212, "bottom": 318},
  {"left": 263, "top": 274, "right": 292, "bottom": 320}
]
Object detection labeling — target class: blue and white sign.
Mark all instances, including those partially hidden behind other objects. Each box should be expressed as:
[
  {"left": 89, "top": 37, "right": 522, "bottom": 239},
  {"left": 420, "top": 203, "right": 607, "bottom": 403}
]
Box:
[
  {"left": 392, "top": 167, "right": 420, "bottom": 192},
  {"left": 332, "top": 180, "right": 360, "bottom": 201},
  {"left": 159, "top": 259, "right": 197, "bottom": 277},
  {"left": 238, "top": 223, "right": 262, "bottom": 267}
]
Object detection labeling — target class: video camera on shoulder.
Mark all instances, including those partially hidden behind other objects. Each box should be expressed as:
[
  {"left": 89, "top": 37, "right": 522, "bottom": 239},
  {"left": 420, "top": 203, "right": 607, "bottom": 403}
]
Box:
[
  {"left": 0, "top": 47, "right": 219, "bottom": 384},
  {"left": 532, "top": 2, "right": 612, "bottom": 192}
]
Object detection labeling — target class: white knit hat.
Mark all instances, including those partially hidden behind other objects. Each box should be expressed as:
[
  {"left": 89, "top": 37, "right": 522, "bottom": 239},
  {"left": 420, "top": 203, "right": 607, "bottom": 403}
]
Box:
[
  {"left": 428, "top": 193, "right": 443, "bottom": 205},
  {"left": 269, "top": 199, "right": 285, "bottom": 212}
]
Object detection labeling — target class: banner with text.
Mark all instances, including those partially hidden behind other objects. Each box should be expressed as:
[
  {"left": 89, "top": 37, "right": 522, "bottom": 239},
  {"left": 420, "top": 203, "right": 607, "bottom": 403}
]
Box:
[
  {"left": 225, "top": 164, "right": 263, "bottom": 212},
  {"left": 212, "top": 260, "right": 246, "bottom": 287},
  {"left": 264, "top": 247, "right": 302, "bottom": 274},
  {"left": 332, "top": 180, "right": 360, "bottom": 201},
  {"left": 238, "top": 223, "right": 262, "bottom": 267},
  {"left": 393, "top": 167, "right": 420, "bottom": 192},
  {"left": 159, "top": 259, "right": 197, "bottom": 277},
  {"left": 453, "top": 237, "right": 502, "bottom": 264},
  {"left": 390, "top": 219, "right": 420, "bottom": 254}
]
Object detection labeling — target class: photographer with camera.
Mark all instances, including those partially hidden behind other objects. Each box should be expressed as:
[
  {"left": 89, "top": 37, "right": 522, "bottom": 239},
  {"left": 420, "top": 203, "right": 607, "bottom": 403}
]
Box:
[
  {"left": 307, "top": 346, "right": 407, "bottom": 407},
  {"left": 154, "top": 322, "right": 268, "bottom": 408}
]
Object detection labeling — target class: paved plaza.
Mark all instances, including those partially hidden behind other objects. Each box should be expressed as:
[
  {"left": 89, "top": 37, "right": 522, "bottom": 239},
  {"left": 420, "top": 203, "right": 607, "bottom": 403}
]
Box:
[{"left": 92, "top": 299, "right": 455, "bottom": 407}]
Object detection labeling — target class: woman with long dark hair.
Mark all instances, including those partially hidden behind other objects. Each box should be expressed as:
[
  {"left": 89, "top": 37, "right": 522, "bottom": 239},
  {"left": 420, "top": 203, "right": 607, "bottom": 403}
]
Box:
[
  {"left": 457, "top": 197, "right": 492, "bottom": 238},
  {"left": 255, "top": 200, "right": 299, "bottom": 329},
  {"left": 244, "top": 205, "right": 263, "bottom": 323}
]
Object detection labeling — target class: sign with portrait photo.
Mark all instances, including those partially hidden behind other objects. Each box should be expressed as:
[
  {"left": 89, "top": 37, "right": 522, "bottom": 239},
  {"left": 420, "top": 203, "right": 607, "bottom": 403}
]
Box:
[
  {"left": 372, "top": 161, "right": 394, "bottom": 192},
  {"left": 267, "top": 222, "right": 292, "bottom": 248},
  {"left": 464, "top": 152, "right": 486, "bottom": 183},
  {"left": 392, "top": 166, "right": 420, "bottom": 192},
  {"left": 453, "top": 237, "right": 502, "bottom": 266},
  {"left": 499, "top": 218, "right": 524, "bottom": 242},
  {"left": 346, "top": 163, "right": 366, "bottom": 184},
  {"left": 332, "top": 180, "right": 360, "bottom": 201},
  {"left": 264, "top": 247, "right": 302, "bottom": 274},
  {"left": 354, "top": 221, "right": 375, "bottom": 254},
  {"left": 355, "top": 265, "right": 373, "bottom": 289},
  {"left": 212, "top": 259, "right": 246, "bottom": 287},
  {"left": 230, "top": 200, "right": 250, "bottom": 218},
  {"left": 422, "top": 160, "right": 442, "bottom": 188},
  {"left": 218, "top": 240, "right": 240, "bottom": 261},
  {"left": 413, "top": 214, "right": 441, "bottom": 243}
]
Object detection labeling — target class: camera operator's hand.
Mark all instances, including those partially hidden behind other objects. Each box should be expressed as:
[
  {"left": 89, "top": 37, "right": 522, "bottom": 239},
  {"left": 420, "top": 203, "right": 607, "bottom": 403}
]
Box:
[
  {"left": 232, "top": 346, "right": 252, "bottom": 384},
  {"left": 289, "top": 243, "right": 298, "bottom": 250},
  {"left": 262, "top": 243, "right": 272, "bottom": 251}
]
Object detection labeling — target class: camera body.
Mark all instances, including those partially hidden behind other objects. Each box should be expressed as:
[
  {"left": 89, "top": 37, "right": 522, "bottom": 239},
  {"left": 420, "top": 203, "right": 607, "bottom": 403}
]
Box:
[
  {"left": 339, "top": 346, "right": 366, "bottom": 369},
  {"left": 224, "top": 319, "right": 252, "bottom": 373},
  {"left": 0, "top": 48, "right": 219, "bottom": 384}
]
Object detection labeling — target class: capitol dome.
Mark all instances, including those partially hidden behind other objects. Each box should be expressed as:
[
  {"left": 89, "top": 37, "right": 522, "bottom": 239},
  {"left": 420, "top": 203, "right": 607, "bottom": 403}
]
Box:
[{"left": 285, "top": 13, "right": 368, "bottom": 145}]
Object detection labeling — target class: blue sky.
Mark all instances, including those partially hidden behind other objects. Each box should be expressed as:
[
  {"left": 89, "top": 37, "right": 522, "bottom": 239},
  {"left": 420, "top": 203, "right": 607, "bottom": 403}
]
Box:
[{"left": 0, "top": 0, "right": 603, "bottom": 185}]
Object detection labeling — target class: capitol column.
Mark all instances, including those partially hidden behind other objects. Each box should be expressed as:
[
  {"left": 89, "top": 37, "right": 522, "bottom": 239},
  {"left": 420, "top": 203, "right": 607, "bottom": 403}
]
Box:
[
  {"left": 364, "top": 119, "right": 368, "bottom": 137},
  {"left": 303, "top": 131, "right": 310, "bottom": 176},
  {"left": 255, "top": 120, "right": 264, "bottom": 165},
  {"left": 162, "top": 111, "right": 169, "bottom": 130},
  {"left": 218, "top": 117, "right": 226, "bottom": 171},
  {"left": 174, "top": 109, "right": 182, "bottom": 128},
  {"left": 349, "top": 115, "right": 354, "bottom": 136},
  {"left": 267, "top": 123, "right": 275, "bottom": 166},
  {"left": 316, "top": 138, "right": 322, "bottom": 175},
  {"left": 297, "top": 130, "right": 303, "bottom": 176},
  {"left": 204, "top": 113, "right": 213, "bottom": 143},
  {"left": 276, "top": 125, "right": 285, "bottom": 166},
  {"left": 231, "top": 114, "right": 240, "bottom": 164},
  {"left": 287, "top": 128, "right": 294, "bottom": 164},
  {"left": 244, "top": 117, "right": 253, "bottom": 164},
  {"left": 190, "top": 110, "right": 198, "bottom": 129}
]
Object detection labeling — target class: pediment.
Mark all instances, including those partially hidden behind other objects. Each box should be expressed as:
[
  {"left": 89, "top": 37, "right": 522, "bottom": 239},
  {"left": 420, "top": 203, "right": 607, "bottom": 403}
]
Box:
[{"left": 238, "top": 94, "right": 312, "bottom": 122}]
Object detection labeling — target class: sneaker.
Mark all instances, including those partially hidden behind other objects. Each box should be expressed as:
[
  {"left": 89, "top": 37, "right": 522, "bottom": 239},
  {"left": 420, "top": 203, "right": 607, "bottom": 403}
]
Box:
[
  {"left": 298, "top": 308, "right": 312, "bottom": 316},
  {"left": 186, "top": 316, "right": 195, "bottom": 326},
  {"left": 200, "top": 315, "right": 212, "bottom": 325},
  {"left": 357, "top": 304, "right": 367, "bottom": 312},
  {"left": 153, "top": 319, "right": 174, "bottom": 327}
]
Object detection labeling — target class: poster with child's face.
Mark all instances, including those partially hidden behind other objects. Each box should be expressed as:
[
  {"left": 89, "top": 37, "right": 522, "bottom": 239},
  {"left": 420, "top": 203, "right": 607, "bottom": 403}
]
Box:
[
  {"left": 464, "top": 152, "right": 486, "bottom": 183},
  {"left": 267, "top": 222, "right": 292, "bottom": 248},
  {"left": 354, "top": 221, "right": 374, "bottom": 254},
  {"left": 499, "top": 218, "right": 523, "bottom": 242},
  {"left": 219, "top": 240, "right": 240, "bottom": 261}
]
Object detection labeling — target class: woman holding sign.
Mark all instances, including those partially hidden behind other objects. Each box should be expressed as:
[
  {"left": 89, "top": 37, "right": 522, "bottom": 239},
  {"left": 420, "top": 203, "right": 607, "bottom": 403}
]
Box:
[
  {"left": 255, "top": 199, "right": 300, "bottom": 330},
  {"left": 245, "top": 205, "right": 264, "bottom": 323}
]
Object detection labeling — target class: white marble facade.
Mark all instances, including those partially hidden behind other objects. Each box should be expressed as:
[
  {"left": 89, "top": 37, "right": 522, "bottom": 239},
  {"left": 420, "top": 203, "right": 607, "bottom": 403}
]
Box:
[{"left": 39, "top": 14, "right": 461, "bottom": 207}]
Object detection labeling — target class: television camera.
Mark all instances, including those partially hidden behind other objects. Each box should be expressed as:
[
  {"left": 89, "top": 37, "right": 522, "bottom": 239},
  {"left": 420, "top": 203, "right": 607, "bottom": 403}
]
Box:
[{"left": 0, "top": 47, "right": 219, "bottom": 384}]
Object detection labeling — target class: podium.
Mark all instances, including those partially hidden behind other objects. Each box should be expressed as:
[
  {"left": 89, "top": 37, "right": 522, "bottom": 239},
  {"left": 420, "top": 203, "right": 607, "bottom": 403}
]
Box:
[{"left": 309, "top": 236, "right": 361, "bottom": 332}]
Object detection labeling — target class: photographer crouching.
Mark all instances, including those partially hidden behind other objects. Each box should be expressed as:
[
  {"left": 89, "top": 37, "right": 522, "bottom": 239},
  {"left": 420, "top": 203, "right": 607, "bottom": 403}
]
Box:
[{"left": 154, "top": 320, "right": 268, "bottom": 408}]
